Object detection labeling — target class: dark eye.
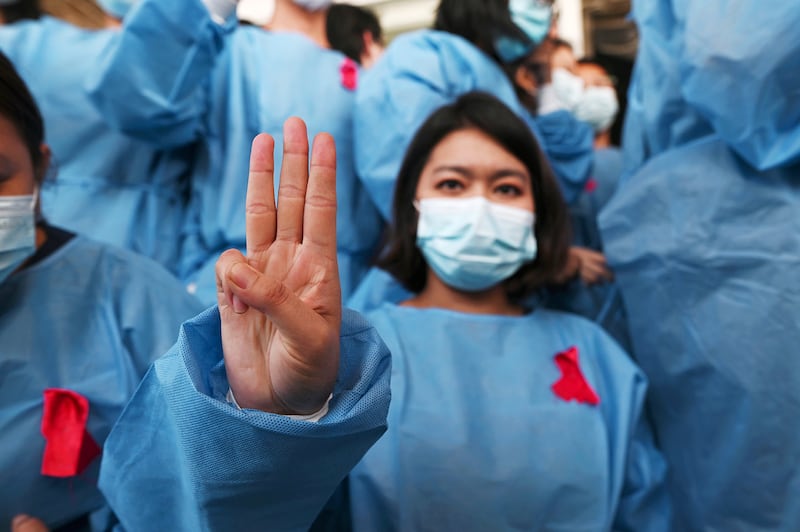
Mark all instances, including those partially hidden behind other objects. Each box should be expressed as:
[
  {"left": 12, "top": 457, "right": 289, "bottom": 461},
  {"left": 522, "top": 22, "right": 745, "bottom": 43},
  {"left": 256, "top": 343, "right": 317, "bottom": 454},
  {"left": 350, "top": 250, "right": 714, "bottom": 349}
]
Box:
[
  {"left": 495, "top": 183, "right": 523, "bottom": 196},
  {"left": 436, "top": 179, "right": 464, "bottom": 191}
]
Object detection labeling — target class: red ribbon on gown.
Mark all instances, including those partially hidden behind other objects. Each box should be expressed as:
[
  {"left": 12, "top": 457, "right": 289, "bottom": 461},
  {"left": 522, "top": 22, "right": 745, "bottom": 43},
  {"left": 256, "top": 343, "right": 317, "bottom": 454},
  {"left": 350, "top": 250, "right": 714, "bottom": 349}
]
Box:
[
  {"left": 552, "top": 346, "right": 601, "bottom": 406},
  {"left": 40, "top": 388, "right": 102, "bottom": 477}
]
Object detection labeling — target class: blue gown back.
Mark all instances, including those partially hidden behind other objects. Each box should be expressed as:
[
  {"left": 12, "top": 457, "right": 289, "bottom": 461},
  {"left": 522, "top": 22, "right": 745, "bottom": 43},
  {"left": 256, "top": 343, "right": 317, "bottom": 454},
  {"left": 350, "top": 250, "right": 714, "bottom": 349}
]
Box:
[
  {"left": 600, "top": 0, "right": 800, "bottom": 528},
  {"left": 0, "top": 17, "right": 195, "bottom": 272}
]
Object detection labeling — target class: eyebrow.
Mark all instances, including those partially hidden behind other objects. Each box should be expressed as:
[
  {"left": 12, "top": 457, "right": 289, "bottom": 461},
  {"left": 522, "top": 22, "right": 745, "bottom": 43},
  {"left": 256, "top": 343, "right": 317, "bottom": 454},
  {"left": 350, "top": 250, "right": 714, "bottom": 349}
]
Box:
[{"left": 432, "top": 165, "right": 530, "bottom": 182}]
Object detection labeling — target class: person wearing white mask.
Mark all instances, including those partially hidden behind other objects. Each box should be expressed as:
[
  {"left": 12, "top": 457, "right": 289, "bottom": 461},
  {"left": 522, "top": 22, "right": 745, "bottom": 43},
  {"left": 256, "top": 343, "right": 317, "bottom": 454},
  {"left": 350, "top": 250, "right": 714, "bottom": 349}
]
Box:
[
  {"left": 341, "top": 92, "right": 671, "bottom": 531},
  {"left": 86, "top": 0, "right": 384, "bottom": 305},
  {"left": 0, "top": 0, "right": 197, "bottom": 275}
]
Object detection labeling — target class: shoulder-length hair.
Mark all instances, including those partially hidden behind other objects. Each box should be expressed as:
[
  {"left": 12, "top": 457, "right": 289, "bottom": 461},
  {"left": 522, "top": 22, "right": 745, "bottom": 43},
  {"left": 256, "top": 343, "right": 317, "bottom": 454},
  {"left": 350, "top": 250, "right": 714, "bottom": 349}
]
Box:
[{"left": 377, "top": 91, "right": 571, "bottom": 302}]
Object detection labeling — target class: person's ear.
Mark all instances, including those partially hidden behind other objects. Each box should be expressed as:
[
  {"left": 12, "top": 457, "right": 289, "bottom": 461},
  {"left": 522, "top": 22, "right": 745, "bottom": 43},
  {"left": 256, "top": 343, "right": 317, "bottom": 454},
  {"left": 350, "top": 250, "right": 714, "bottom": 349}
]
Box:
[
  {"left": 514, "top": 65, "right": 538, "bottom": 95},
  {"left": 360, "top": 31, "right": 383, "bottom": 68},
  {"left": 35, "top": 144, "right": 52, "bottom": 184}
]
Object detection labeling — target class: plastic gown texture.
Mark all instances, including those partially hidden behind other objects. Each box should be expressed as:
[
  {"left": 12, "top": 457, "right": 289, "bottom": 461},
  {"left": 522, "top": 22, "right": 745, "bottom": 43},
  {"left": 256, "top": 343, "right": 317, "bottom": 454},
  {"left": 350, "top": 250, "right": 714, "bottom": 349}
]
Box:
[
  {"left": 354, "top": 30, "right": 595, "bottom": 218},
  {"left": 0, "top": 17, "right": 194, "bottom": 271},
  {"left": 347, "top": 303, "right": 670, "bottom": 531},
  {"left": 0, "top": 235, "right": 202, "bottom": 529},
  {"left": 86, "top": 0, "right": 383, "bottom": 304},
  {"left": 599, "top": 0, "right": 800, "bottom": 529},
  {"left": 99, "top": 307, "right": 391, "bottom": 531}
]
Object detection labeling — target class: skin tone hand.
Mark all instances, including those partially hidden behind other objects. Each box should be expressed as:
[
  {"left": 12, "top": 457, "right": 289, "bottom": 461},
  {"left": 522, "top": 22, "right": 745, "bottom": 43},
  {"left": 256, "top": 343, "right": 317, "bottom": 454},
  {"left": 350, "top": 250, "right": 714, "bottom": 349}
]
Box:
[
  {"left": 11, "top": 516, "right": 48, "bottom": 532},
  {"left": 215, "top": 118, "right": 342, "bottom": 415},
  {"left": 556, "top": 246, "right": 614, "bottom": 285}
]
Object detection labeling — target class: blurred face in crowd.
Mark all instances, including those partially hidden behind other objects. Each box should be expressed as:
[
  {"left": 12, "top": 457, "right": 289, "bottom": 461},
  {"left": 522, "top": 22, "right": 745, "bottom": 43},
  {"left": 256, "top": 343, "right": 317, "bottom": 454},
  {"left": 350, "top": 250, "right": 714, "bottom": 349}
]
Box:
[
  {"left": 576, "top": 62, "right": 614, "bottom": 88},
  {"left": 0, "top": 115, "right": 38, "bottom": 197},
  {"left": 550, "top": 44, "right": 577, "bottom": 74}
]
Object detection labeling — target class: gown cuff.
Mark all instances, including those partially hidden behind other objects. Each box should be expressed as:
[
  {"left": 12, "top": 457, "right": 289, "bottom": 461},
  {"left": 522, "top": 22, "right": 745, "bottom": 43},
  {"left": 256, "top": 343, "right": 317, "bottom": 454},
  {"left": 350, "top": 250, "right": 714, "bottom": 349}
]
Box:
[{"left": 226, "top": 389, "right": 332, "bottom": 423}]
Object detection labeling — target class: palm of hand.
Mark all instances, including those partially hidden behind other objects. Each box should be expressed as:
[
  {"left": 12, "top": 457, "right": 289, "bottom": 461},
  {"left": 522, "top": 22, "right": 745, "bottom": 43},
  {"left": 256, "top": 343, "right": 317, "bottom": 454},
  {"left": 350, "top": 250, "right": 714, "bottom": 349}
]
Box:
[{"left": 216, "top": 119, "right": 341, "bottom": 415}]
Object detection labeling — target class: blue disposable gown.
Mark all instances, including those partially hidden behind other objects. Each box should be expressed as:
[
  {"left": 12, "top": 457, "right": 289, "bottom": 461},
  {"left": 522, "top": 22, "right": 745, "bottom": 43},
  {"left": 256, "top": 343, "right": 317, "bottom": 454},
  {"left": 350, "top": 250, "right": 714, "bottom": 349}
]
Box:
[
  {"left": 0, "top": 234, "right": 203, "bottom": 529},
  {"left": 354, "top": 30, "right": 594, "bottom": 218},
  {"left": 0, "top": 17, "right": 195, "bottom": 271},
  {"left": 100, "top": 307, "right": 391, "bottom": 531},
  {"left": 348, "top": 304, "right": 670, "bottom": 530},
  {"left": 86, "top": 0, "right": 384, "bottom": 304},
  {"left": 599, "top": 0, "right": 800, "bottom": 529}
]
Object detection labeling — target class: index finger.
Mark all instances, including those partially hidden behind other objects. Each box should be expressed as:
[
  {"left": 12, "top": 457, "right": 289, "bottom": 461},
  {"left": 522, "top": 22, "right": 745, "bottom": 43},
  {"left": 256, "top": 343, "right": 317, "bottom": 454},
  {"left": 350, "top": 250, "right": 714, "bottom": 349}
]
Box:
[
  {"left": 246, "top": 134, "right": 277, "bottom": 262},
  {"left": 302, "top": 133, "right": 337, "bottom": 256}
]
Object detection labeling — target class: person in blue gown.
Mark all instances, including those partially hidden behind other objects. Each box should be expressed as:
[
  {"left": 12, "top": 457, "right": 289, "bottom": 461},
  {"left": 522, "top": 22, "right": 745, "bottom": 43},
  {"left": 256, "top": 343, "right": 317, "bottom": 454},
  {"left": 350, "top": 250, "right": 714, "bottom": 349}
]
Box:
[
  {"left": 342, "top": 92, "right": 670, "bottom": 530},
  {"left": 86, "top": 0, "right": 383, "bottom": 304},
  {"left": 0, "top": 52, "right": 390, "bottom": 531},
  {"left": 354, "top": 0, "right": 595, "bottom": 220},
  {"left": 0, "top": 1, "right": 196, "bottom": 272},
  {"left": 598, "top": 1, "right": 800, "bottom": 529}
]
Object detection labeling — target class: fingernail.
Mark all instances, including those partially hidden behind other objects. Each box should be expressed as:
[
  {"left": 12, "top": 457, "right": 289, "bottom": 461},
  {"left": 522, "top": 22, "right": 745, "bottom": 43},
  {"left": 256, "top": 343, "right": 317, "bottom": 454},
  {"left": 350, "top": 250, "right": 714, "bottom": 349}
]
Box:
[
  {"left": 232, "top": 295, "right": 249, "bottom": 314},
  {"left": 12, "top": 515, "right": 31, "bottom": 526},
  {"left": 230, "top": 263, "right": 258, "bottom": 289}
]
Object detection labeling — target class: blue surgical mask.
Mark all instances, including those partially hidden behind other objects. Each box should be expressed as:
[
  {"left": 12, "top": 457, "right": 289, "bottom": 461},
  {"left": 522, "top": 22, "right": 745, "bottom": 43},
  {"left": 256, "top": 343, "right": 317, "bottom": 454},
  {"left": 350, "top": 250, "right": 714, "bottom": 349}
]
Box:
[
  {"left": 0, "top": 194, "right": 36, "bottom": 284},
  {"left": 574, "top": 85, "right": 619, "bottom": 133},
  {"left": 495, "top": 0, "right": 553, "bottom": 63},
  {"left": 96, "top": 0, "right": 140, "bottom": 19},
  {"left": 415, "top": 196, "right": 538, "bottom": 292}
]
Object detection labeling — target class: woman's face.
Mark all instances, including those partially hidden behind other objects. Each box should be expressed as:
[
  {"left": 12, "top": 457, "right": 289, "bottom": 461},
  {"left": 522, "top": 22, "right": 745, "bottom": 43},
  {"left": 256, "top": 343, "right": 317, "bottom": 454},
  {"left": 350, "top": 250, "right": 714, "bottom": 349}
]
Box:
[
  {"left": 415, "top": 128, "right": 535, "bottom": 213},
  {"left": 0, "top": 114, "right": 37, "bottom": 197}
]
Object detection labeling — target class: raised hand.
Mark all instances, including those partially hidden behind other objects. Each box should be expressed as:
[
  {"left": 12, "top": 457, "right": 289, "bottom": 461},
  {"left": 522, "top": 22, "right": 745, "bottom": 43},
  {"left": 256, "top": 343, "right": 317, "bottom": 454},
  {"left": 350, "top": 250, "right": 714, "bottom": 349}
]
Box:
[{"left": 215, "top": 118, "right": 342, "bottom": 415}]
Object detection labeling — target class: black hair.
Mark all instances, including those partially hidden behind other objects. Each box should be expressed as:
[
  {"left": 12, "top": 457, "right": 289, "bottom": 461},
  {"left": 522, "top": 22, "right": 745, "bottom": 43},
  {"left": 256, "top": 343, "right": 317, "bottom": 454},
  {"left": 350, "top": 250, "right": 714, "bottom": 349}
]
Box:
[
  {"left": 433, "top": 0, "right": 531, "bottom": 64},
  {"left": 0, "top": 0, "right": 40, "bottom": 23},
  {"left": 0, "top": 51, "right": 46, "bottom": 180},
  {"left": 378, "top": 91, "right": 571, "bottom": 302},
  {"left": 326, "top": 4, "right": 383, "bottom": 65}
]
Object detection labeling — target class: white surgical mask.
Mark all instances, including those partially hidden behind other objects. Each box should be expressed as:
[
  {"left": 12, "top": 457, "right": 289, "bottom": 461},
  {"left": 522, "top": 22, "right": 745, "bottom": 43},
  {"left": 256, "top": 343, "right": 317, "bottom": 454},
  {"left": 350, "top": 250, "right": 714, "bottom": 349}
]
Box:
[
  {"left": 540, "top": 67, "right": 585, "bottom": 115},
  {"left": 415, "top": 196, "right": 537, "bottom": 292},
  {"left": 0, "top": 194, "right": 36, "bottom": 284},
  {"left": 574, "top": 85, "right": 619, "bottom": 133},
  {"left": 291, "top": 0, "right": 332, "bottom": 11}
]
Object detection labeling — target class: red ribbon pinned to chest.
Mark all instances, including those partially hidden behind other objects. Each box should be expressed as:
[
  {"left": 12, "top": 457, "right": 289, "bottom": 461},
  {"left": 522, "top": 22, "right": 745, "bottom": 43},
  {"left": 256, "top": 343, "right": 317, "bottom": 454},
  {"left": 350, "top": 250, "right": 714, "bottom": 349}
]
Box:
[
  {"left": 551, "top": 346, "right": 600, "bottom": 406},
  {"left": 40, "top": 389, "right": 102, "bottom": 477}
]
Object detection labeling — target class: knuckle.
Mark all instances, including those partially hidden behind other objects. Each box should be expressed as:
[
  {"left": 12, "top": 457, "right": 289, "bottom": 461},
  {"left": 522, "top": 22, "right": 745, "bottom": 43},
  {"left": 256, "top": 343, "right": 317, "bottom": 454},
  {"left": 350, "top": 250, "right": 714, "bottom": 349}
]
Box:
[{"left": 246, "top": 200, "right": 276, "bottom": 216}]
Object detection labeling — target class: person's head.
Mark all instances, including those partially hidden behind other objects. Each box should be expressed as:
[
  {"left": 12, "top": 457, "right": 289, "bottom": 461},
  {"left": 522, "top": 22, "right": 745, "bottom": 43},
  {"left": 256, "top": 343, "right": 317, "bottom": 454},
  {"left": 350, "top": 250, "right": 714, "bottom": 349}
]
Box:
[
  {"left": 509, "top": 38, "right": 553, "bottom": 113},
  {"left": 0, "top": 0, "right": 41, "bottom": 24},
  {"left": 378, "top": 92, "right": 570, "bottom": 303},
  {"left": 0, "top": 51, "right": 49, "bottom": 197},
  {"left": 326, "top": 4, "right": 384, "bottom": 68},
  {"left": 549, "top": 37, "right": 576, "bottom": 75},
  {"left": 0, "top": 51, "right": 49, "bottom": 281},
  {"left": 574, "top": 59, "right": 619, "bottom": 138},
  {"left": 434, "top": 0, "right": 553, "bottom": 65}
]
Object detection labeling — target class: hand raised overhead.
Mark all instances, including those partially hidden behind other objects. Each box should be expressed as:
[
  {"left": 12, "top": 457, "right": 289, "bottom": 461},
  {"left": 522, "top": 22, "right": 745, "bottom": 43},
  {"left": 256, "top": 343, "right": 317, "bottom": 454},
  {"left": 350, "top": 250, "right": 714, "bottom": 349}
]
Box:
[{"left": 216, "top": 118, "right": 341, "bottom": 415}]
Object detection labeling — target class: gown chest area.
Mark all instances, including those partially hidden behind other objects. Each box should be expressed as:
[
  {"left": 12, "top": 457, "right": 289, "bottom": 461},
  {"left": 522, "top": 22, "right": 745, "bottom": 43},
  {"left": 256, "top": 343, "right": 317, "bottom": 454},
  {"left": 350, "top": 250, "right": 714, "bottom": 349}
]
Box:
[{"left": 351, "top": 311, "right": 613, "bottom": 531}]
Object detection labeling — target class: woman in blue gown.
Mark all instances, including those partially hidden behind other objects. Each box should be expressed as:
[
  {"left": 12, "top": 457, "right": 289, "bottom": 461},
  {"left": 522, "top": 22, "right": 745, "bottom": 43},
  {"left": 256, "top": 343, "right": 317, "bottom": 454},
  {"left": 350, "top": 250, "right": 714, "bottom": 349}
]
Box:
[
  {"left": 344, "top": 92, "right": 670, "bottom": 531},
  {"left": 0, "top": 52, "right": 390, "bottom": 531}
]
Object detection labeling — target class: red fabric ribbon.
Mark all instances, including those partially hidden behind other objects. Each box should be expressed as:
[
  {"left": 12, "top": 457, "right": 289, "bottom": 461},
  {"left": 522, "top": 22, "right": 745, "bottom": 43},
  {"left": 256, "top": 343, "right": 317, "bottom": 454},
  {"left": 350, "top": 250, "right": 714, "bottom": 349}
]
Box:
[
  {"left": 551, "top": 346, "right": 600, "bottom": 406},
  {"left": 340, "top": 58, "right": 358, "bottom": 91},
  {"left": 40, "top": 389, "right": 102, "bottom": 478},
  {"left": 584, "top": 178, "right": 598, "bottom": 193}
]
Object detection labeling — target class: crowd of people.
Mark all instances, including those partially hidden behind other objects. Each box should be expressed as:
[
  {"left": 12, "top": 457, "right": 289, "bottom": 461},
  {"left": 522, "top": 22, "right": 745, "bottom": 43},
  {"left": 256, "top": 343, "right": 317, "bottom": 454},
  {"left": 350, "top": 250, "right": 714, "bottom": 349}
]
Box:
[{"left": 1, "top": 0, "right": 798, "bottom": 530}]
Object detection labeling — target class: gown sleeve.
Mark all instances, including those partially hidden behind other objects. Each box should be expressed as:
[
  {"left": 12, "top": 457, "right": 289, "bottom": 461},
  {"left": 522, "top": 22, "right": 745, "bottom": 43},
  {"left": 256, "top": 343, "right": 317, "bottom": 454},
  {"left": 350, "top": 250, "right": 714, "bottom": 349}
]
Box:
[
  {"left": 99, "top": 308, "right": 391, "bottom": 532},
  {"left": 86, "top": 0, "right": 230, "bottom": 148}
]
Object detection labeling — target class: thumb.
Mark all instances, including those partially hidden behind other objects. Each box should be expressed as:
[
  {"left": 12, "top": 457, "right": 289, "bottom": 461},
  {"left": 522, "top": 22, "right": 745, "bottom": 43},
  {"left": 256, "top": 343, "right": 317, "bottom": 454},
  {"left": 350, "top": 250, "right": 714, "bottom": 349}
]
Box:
[
  {"left": 226, "top": 262, "right": 327, "bottom": 335},
  {"left": 12, "top": 515, "right": 49, "bottom": 532}
]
